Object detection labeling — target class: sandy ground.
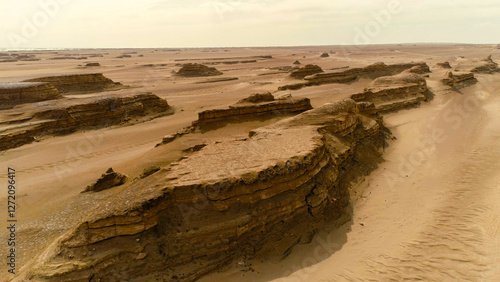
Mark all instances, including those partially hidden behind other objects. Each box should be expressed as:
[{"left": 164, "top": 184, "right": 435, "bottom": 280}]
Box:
[{"left": 1, "top": 44, "right": 499, "bottom": 281}]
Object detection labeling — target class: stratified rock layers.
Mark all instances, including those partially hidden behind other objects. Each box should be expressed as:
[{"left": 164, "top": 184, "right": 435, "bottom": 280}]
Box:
[
  {"left": 194, "top": 97, "right": 313, "bottom": 129},
  {"left": 29, "top": 99, "right": 389, "bottom": 281},
  {"left": 0, "top": 93, "right": 172, "bottom": 151},
  {"left": 279, "top": 62, "right": 430, "bottom": 91},
  {"left": 351, "top": 72, "right": 428, "bottom": 112},
  {"left": 0, "top": 82, "right": 62, "bottom": 109},
  {"left": 24, "top": 73, "right": 122, "bottom": 93}
]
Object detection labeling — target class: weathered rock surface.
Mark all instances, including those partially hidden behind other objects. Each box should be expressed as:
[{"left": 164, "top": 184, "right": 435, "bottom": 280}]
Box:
[
  {"left": 85, "top": 62, "right": 101, "bottom": 67},
  {"left": 0, "top": 82, "right": 63, "bottom": 109},
  {"left": 28, "top": 99, "right": 389, "bottom": 282},
  {"left": 83, "top": 168, "right": 127, "bottom": 193},
  {"left": 290, "top": 64, "right": 324, "bottom": 79},
  {"left": 470, "top": 55, "right": 500, "bottom": 74},
  {"left": 236, "top": 92, "right": 275, "bottom": 104},
  {"left": 24, "top": 73, "right": 123, "bottom": 94},
  {"left": 279, "top": 62, "right": 430, "bottom": 91},
  {"left": 435, "top": 62, "right": 452, "bottom": 68},
  {"left": 0, "top": 93, "right": 172, "bottom": 151},
  {"left": 175, "top": 63, "right": 223, "bottom": 77},
  {"left": 351, "top": 72, "right": 428, "bottom": 112},
  {"left": 441, "top": 71, "right": 477, "bottom": 88},
  {"left": 193, "top": 96, "right": 313, "bottom": 130}
]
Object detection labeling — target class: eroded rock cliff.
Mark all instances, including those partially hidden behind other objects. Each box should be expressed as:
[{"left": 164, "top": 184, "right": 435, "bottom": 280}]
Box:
[
  {"left": 27, "top": 99, "right": 389, "bottom": 281},
  {"left": 0, "top": 82, "right": 63, "bottom": 109},
  {"left": 279, "top": 62, "right": 430, "bottom": 91},
  {"left": 0, "top": 93, "right": 173, "bottom": 151},
  {"left": 441, "top": 71, "right": 477, "bottom": 88},
  {"left": 175, "top": 63, "right": 223, "bottom": 77},
  {"left": 23, "top": 73, "right": 124, "bottom": 94},
  {"left": 350, "top": 72, "right": 428, "bottom": 112},
  {"left": 194, "top": 96, "right": 313, "bottom": 130}
]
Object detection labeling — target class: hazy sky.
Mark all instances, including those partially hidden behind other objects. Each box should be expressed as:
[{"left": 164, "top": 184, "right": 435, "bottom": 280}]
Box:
[{"left": 1, "top": 0, "right": 499, "bottom": 49}]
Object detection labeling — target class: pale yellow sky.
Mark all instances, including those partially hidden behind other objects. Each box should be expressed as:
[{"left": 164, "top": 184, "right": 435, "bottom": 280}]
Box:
[{"left": 1, "top": 0, "right": 499, "bottom": 49}]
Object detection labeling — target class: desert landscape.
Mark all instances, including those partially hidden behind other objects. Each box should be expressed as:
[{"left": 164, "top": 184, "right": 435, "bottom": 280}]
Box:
[{"left": 0, "top": 43, "right": 499, "bottom": 281}]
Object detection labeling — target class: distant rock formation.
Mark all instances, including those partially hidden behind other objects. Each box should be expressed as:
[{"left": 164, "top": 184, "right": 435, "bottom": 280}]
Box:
[
  {"left": 0, "top": 93, "right": 173, "bottom": 151},
  {"left": 85, "top": 62, "right": 101, "bottom": 67},
  {"left": 23, "top": 73, "right": 124, "bottom": 94},
  {"left": 320, "top": 52, "right": 330, "bottom": 57},
  {"left": 441, "top": 71, "right": 477, "bottom": 88},
  {"left": 279, "top": 62, "right": 430, "bottom": 91},
  {"left": 351, "top": 72, "right": 428, "bottom": 112},
  {"left": 28, "top": 99, "right": 390, "bottom": 282},
  {"left": 435, "top": 62, "right": 452, "bottom": 68},
  {"left": 470, "top": 55, "right": 500, "bottom": 74},
  {"left": 83, "top": 168, "right": 127, "bottom": 193},
  {"left": 237, "top": 92, "right": 275, "bottom": 104},
  {"left": 408, "top": 64, "right": 431, "bottom": 74},
  {"left": 290, "top": 64, "right": 324, "bottom": 79},
  {"left": 175, "top": 63, "right": 223, "bottom": 77},
  {"left": 0, "top": 82, "right": 62, "bottom": 109},
  {"left": 293, "top": 60, "right": 301, "bottom": 65}
]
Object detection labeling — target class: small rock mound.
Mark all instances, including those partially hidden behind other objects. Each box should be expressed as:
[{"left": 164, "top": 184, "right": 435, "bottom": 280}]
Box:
[
  {"left": 293, "top": 60, "right": 301, "bottom": 65},
  {"left": 320, "top": 53, "right": 330, "bottom": 58},
  {"left": 435, "top": 62, "right": 452, "bottom": 68},
  {"left": 85, "top": 62, "right": 101, "bottom": 67},
  {"left": 140, "top": 166, "right": 160, "bottom": 179},
  {"left": 175, "top": 63, "right": 223, "bottom": 77},
  {"left": 408, "top": 65, "right": 431, "bottom": 74},
  {"left": 290, "top": 64, "right": 324, "bottom": 79},
  {"left": 83, "top": 168, "right": 127, "bottom": 193},
  {"left": 237, "top": 92, "right": 275, "bottom": 104}
]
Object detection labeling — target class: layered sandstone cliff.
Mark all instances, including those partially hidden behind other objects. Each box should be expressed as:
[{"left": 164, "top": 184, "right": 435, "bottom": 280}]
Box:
[
  {"left": 0, "top": 93, "right": 172, "bottom": 151},
  {"left": 350, "top": 72, "right": 428, "bottom": 112},
  {"left": 441, "top": 71, "right": 477, "bottom": 88},
  {"left": 175, "top": 63, "right": 223, "bottom": 77},
  {"left": 279, "top": 62, "right": 430, "bottom": 91},
  {"left": 290, "top": 64, "right": 323, "bottom": 79},
  {"left": 194, "top": 96, "right": 313, "bottom": 130},
  {"left": 23, "top": 73, "right": 124, "bottom": 94},
  {"left": 470, "top": 55, "right": 500, "bottom": 74},
  {"left": 27, "top": 99, "right": 389, "bottom": 281},
  {"left": 0, "top": 82, "right": 63, "bottom": 109}
]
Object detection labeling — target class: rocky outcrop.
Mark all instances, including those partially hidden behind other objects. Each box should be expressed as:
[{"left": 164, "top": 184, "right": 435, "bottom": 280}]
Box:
[
  {"left": 290, "top": 64, "right": 324, "bottom": 79},
  {"left": 237, "top": 92, "right": 275, "bottom": 104},
  {"left": 408, "top": 64, "right": 431, "bottom": 74},
  {"left": 350, "top": 72, "right": 428, "bottom": 112},
  {"left": 435, "top": 62, "right": 452, "bottom": 69},
  {"left": 83, "top": 168, "right": 127, "bottom": 193},
  {"left": 320, "top": 52, "right": 330, "bottom": 58},
  {"left": 175, "top": 63, "right": 223, "bottom": 77},
  {"left": 193, "top": 96, "right": 313, "bottom": 130},
  {"left": 279, "top": 62, "right": 430, "bottom": 91},
  {"left": 28, "top": 99, "right": 389, "bottom": 282},
  {"left": 0, "top": 93, "right": 173, "bottom": 151},
  {"left": 85, "top": 62, "right": 101, "bottom": 67},
  {"left": 0, "top": 82, "right": 63, "bottom": 109},
  {"left": 470, "top": 55, "right": 500, "bottom": 74},
  {"left": 23, "top": 73, "right": 124, "bottom": 94},
  {"left": 441, "top": 71, "right": 477, "bottom": 88}
]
